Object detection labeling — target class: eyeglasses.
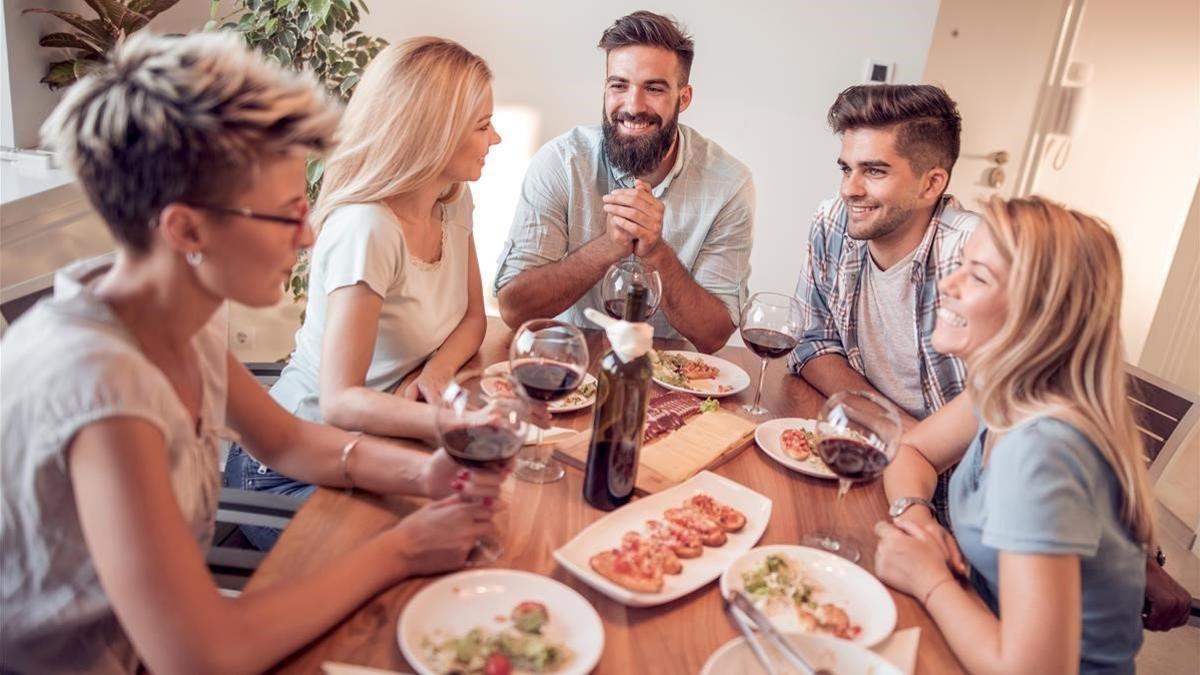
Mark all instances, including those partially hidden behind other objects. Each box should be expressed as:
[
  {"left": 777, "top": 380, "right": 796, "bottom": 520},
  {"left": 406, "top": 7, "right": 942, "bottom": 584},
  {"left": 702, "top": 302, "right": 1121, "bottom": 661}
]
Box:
[{"left": 187, "top": 204, "right": 307, "bottom": 227}]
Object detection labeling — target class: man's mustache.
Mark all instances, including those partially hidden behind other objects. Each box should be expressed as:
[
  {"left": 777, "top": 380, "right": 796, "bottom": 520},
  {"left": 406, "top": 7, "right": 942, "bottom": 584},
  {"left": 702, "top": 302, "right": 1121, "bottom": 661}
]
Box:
[{"left": 610, "top": 112, "right": 663, "bottom": 126}]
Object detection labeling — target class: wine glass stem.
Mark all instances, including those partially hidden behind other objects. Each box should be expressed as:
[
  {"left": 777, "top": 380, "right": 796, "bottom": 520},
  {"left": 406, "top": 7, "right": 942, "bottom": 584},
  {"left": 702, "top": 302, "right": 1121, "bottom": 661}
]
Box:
[{"left": 750, "top": 358, "right": 768, "bottom": 411}]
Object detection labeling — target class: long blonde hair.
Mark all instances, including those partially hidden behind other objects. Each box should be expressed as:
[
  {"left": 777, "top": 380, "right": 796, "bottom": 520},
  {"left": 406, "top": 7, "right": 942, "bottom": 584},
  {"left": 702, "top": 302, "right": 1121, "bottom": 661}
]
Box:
[
  {"left": 310, "top": 37, "right": 492, "bottom": 230},
  {"left": 969, "top": 196, "right": 1154, "bottom": 544}
]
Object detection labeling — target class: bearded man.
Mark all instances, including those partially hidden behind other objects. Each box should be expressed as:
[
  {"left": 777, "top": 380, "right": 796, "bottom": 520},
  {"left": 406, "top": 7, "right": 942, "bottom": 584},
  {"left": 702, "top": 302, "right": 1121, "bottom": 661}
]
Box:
[{"left": 494, "top": 11, "right": 755, "bottom": 353}]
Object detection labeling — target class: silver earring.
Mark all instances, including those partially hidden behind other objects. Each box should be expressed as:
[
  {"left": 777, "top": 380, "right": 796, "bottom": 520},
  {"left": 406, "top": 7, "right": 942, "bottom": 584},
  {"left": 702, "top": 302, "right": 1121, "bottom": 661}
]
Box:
[{"left": 186, "top": 251, "right": 204, "bottom": 267}]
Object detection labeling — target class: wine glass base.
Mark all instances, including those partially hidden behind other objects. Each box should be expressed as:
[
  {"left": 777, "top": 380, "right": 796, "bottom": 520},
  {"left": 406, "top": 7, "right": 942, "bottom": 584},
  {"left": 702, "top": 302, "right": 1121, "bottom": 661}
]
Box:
[
  {"left": 801, "top": 533, "right": 861, "bottom": 563},
  {"left": 466, "top": 539, "right": 504, "bottom": 566},
  {"left": 741, "top": 403, "right": 771, "bottom": 417},
  {"left": 514, "top": 458, "right": 565, "bottom": 484}
]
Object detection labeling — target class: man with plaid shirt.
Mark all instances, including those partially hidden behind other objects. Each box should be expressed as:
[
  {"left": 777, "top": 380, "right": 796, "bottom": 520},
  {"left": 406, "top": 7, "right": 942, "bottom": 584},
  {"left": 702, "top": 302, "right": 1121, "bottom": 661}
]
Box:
[{"left": 788, "top": 84, "right": 979, "bottom": 526}]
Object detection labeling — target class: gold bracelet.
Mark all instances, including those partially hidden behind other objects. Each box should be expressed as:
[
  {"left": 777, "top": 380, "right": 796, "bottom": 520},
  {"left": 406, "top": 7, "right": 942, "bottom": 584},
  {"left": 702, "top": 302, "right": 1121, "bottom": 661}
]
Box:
[
  {"left": 339, "top": 435, "right": 362, "bottom": 494},
  {"left": 922, "top": 576, "right": 955, "bottom": 606}
]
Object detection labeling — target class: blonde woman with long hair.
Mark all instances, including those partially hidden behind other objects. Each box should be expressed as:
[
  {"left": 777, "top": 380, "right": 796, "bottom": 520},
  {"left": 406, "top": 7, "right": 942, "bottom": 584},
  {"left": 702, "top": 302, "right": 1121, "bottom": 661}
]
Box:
[
  {"left": 226, "top": 37, "right": 503, "bottom": 548},
  {"left": 875, "top": 196, "right": 1155, "bottom": 673}
]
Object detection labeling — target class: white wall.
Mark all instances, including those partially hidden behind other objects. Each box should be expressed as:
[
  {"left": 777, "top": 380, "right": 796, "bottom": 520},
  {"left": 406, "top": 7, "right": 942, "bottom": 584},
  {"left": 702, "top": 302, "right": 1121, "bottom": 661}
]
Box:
[
  {"left": 360, "top": 0, "right": 941, "bottom": 305},
  {"left": 1029, "top": 0, "right": 1200, "bottom": 362}
]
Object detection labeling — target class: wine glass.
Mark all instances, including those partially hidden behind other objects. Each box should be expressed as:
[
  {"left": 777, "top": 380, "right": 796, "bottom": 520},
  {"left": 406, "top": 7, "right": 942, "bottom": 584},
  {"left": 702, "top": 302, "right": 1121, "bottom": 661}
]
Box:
[
  {"left": 739, "top": 292, "right": 802, "bottom": 416},
  {"left": 802, "top": 390, "right": 901, "bottom": 562},
  {"left": 508, "top": 319, "right": 590, "bottom": 483},
  {"left": 435, "top": 370, "right": 529, "bottom": 563},
  {"left": 601, "top": 259, "right": 662, "bottom": 321}
]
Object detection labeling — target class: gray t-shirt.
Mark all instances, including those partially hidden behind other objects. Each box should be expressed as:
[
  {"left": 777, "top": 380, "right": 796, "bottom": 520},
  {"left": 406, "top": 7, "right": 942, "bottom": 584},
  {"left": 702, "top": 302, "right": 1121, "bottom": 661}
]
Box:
[
  {"left": 1, "top": 257, "right": 228, "bottom": 674},
  {"left": 493, "top": 124, "right": 755, "bottom": 339},
  {"left": 855, "top": 247, "right": 926, "bottom": 419},
  {"left": 949, "top": 417, "right": 1145, "bottom": 674}
]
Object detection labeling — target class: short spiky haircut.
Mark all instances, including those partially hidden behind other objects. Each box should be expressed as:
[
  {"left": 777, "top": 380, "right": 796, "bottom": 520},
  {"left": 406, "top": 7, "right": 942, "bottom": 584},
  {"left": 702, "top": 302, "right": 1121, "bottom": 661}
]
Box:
[
  {"left": 827, "top": 84, "right": 962, "bottom": 175},
  {"left": 597, "top": 11, "right": 694, "bottom": 85},
  {"left": 40, "top": 31, "right": 340, "bottom": 253}
]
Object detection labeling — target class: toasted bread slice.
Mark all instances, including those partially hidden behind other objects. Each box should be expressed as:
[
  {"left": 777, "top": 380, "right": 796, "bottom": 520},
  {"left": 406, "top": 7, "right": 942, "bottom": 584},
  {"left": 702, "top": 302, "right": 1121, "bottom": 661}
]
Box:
[
  {"left": 622, "top": 531, "right": 682, "bottom": 575},
  {"left": 589, "top": 550, "right": 663, "bottom": 593},
  {"left": 645, "top": 519, "right": 703, "bottom": 558},
  {"left": 663, "top": 507, "right": 727, "bottom": 547},
  {"left": 684, "top": 494, "right": 747, "bottom": 532},
  {"left": 780, "top": 428, "right": 813, "bottom": 460}
]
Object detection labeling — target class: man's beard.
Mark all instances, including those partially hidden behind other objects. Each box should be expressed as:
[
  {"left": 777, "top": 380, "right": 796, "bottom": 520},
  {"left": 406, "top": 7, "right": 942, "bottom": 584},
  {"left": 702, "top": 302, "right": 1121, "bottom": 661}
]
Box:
[
  {"left": 602, "top": 101, "right": 680, "bottom": 178},
  {"left": 845, "top": 199, "right": 921, "bottom": 241}
]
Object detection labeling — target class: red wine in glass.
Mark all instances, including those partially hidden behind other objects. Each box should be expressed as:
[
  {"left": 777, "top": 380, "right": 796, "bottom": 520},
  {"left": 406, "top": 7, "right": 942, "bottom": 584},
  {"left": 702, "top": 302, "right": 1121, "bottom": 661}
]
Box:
[
  {"left": 741, "top": 328, "right": 799, "bottom": 359},
  {"left": 441, "top": 424, "right": 524, "bottom": 469},
  {"left": 603, "top": 298, "right": 653, "bottom": 322},
  {"left": 511, "top": 360, "right": 584, "bottom": 402},
  {"left": 817, "top": 437, "right": 889, "bottom": 482}
]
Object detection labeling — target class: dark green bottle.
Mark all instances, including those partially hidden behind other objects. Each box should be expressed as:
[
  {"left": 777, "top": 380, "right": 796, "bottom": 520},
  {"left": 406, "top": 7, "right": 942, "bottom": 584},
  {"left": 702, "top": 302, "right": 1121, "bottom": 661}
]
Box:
[{"left": 583, "top": 283, "right": 653, "bottom": 510}]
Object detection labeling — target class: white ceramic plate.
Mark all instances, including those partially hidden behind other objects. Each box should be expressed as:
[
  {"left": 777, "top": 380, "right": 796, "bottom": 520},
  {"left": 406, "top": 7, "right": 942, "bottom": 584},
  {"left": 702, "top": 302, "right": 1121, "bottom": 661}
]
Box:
[
  {"left": 699, "top": 631, "right": 903, "bottom": 675},
  {"left": 481, "top": 362, "right": 598, "bottom": 414},
  {"left": 397, "top": 569, "right": 603, "bottom": 675},
  {"left": 651, "top": 350, "right": 751, "bottom": 398},
  {"left": 754, "top": 418, "right": 836, "bottom": 480},
  {"left": 719, "top": 545, "right": 897, "bottom": 647},
  {"left": 553, "top": 471, "right": 771, "bottom": 607}
]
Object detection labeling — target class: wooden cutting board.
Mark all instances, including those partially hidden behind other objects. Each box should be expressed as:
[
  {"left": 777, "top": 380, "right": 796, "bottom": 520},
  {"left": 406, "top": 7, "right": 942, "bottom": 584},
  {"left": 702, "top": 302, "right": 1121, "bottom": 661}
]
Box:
[{"left": 553, "top": 408, "right": 758, "bottom": 494}]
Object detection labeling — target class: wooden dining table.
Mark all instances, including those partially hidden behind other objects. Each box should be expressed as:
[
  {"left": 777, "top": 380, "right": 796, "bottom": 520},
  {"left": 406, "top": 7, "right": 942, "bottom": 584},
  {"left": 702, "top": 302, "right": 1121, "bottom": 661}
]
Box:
[{"left": 247, "top": 317, "right": 965, "bottom": 674}]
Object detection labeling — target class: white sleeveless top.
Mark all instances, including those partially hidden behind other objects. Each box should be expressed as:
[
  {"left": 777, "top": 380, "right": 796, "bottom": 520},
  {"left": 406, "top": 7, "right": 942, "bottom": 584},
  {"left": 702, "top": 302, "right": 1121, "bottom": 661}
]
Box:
[
  {"left": 0, "top": 257, "right": 228, "bottom": 673},
  {"left": 270, "top": 189, "right": 474, "bottom": 423}
]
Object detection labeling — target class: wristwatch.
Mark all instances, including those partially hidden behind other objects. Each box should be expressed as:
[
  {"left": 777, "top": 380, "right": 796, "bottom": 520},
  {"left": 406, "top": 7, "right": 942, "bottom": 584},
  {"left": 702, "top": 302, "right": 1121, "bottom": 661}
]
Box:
[{"left": 889, "top": 496, "right": 935, "bottom": 519}]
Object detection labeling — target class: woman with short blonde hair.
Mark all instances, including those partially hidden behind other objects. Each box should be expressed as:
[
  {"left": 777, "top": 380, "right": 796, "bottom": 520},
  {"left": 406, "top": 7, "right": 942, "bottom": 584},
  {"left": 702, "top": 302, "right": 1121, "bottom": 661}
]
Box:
[
  {"left": 227, "top": 37, "right": 503, "bottom": 548},
  {"left": 0, "top": 32, "right": 502, "bottom": 674},
  {"left": 876, "top": 196, "right": 1154, "bottom": 674}
]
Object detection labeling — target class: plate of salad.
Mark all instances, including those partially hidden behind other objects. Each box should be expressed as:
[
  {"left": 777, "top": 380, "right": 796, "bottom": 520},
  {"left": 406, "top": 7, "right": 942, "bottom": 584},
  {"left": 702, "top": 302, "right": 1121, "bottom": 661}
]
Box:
[
  {"left": 398, "top": 569, "right": 603, "bottom": 675},
  {"left": 719, "top": 545, "right": 896, "bottom": 647}
]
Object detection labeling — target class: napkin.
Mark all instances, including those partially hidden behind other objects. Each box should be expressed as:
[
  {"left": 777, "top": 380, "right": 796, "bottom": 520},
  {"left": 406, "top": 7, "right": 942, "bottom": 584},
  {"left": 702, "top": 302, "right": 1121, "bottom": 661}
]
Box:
[
  {"left": 522, "top": 425, "right": 577, "bottom": 446},
  {"left": 583, "top": 307, "right": 652, "bottom": 363},
  {"left": 871, "top": 627, "right": 921, "bottom": 675}
]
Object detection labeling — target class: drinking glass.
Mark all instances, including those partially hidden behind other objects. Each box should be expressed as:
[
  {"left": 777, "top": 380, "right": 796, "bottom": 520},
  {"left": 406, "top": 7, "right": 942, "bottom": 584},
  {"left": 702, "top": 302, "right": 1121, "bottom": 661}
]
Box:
[
  {"left": 801, "top": 390, "right": 901, "bottom": 562},
  {"left": 739, "top": 292, "right": 802, "bottom": 416},
  {"left": 508, "top": 319, "right": 589, "bottom": 483},
  {"left": 435, "top": 370, "right": 528, "bottom": 563},
  {"left": 601, "top": 259, "right": 662, "bottom": 321}
]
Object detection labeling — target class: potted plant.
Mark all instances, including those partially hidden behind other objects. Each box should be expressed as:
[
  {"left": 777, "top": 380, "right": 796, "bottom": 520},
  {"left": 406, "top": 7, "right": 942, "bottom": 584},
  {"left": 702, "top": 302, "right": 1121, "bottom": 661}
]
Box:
[{"left": 24, "top": 0, "right": 181, "bottom": 90}]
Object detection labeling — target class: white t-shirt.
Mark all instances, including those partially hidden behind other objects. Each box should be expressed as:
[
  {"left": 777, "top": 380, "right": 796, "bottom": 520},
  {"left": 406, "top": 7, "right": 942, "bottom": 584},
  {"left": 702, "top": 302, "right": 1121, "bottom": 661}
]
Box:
[
  {"left": 0, "top": 257, "right": 229, "bottom": 674},
  {"left": 270, "top": 190, "right": 474, "bottom": 423}
]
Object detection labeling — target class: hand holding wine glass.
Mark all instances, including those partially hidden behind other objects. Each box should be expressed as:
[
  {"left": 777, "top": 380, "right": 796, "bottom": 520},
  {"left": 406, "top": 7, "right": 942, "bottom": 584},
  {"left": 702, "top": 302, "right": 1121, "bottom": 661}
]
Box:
[
  {"left": 434, "top": 371, "right": 528, "bottom": 563},
  {"left": 509, "top": 319, "right": 589, "bottom": 483},
  {"left": 802, "top": 390, "right": 901, "bottom": 562},
  {"left": 739, "top": 292, "right": 802, "bottom": 416}
]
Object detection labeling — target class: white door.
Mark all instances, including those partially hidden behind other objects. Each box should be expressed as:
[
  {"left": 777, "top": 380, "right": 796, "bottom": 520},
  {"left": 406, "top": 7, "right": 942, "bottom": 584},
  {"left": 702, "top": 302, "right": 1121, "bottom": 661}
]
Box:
[{"left": 922, "top": 0, "right": 1069, "bottom": 209}]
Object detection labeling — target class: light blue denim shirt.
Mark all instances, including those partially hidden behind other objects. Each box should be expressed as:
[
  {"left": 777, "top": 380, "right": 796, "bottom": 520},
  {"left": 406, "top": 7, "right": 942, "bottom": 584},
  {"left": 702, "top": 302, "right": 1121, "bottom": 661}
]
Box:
[
  {"left": 950, "top": 416, "right": 1146, "bottom": 674},
  {"left": 494, "top": 124, "right": 755, "bottom": 340}
]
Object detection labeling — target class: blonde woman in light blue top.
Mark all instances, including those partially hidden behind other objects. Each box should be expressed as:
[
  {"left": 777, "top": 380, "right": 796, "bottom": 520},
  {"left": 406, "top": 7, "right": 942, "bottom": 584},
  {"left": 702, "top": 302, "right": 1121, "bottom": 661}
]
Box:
[{"left": 875, "top": 197, "right": 1156, "bottom": 674}]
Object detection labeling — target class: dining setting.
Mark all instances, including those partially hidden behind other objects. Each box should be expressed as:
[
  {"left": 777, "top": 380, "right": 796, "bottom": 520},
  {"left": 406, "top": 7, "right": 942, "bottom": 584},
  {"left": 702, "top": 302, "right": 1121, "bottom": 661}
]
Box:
[
  {"left": 3, "top": 6, "right": 1193, "bottom": 675},
  {"left": 245, "top": 259, "right": 951, "bottom": 675}
]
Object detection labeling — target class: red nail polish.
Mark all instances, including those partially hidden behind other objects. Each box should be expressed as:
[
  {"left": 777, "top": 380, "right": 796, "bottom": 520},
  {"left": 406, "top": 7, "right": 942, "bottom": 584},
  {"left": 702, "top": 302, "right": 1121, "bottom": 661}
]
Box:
[
  {"left": 456, "top": 469, "right": 469, "bottom": 480},
  {"left": 451, "top": 480, "right": 463, "bottom": 491},
  {"left": 483, "top": 497, "right": 494, "bottom": 507}
]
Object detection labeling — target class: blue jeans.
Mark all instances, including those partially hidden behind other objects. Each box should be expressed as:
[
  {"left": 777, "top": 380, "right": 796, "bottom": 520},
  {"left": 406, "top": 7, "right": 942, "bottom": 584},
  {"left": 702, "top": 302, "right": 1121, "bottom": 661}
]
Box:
[{"left": 223, "top": 444, "right": 317, "bottom": 551}]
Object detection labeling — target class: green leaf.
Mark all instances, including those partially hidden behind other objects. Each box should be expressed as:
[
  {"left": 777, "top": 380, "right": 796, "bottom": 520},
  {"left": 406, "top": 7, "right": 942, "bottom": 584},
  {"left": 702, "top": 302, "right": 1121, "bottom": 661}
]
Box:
[
  {"left": 41, "top": 60, "right": 80, "bottom": 90},
  {"left": 305, "top": 0, "right": 332, "bottom": 22},
  {"left": 38, "top": 32, "right": 99, "bottom": 53},
  {"left": 306, "top": 157, "right": 325, "bottom": 185},
  {"left": 21, "top": 9, "right": 114, "bottom": 52},
  {"left": 338, "top": 73, "right": 358, "bottom": 95}
]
